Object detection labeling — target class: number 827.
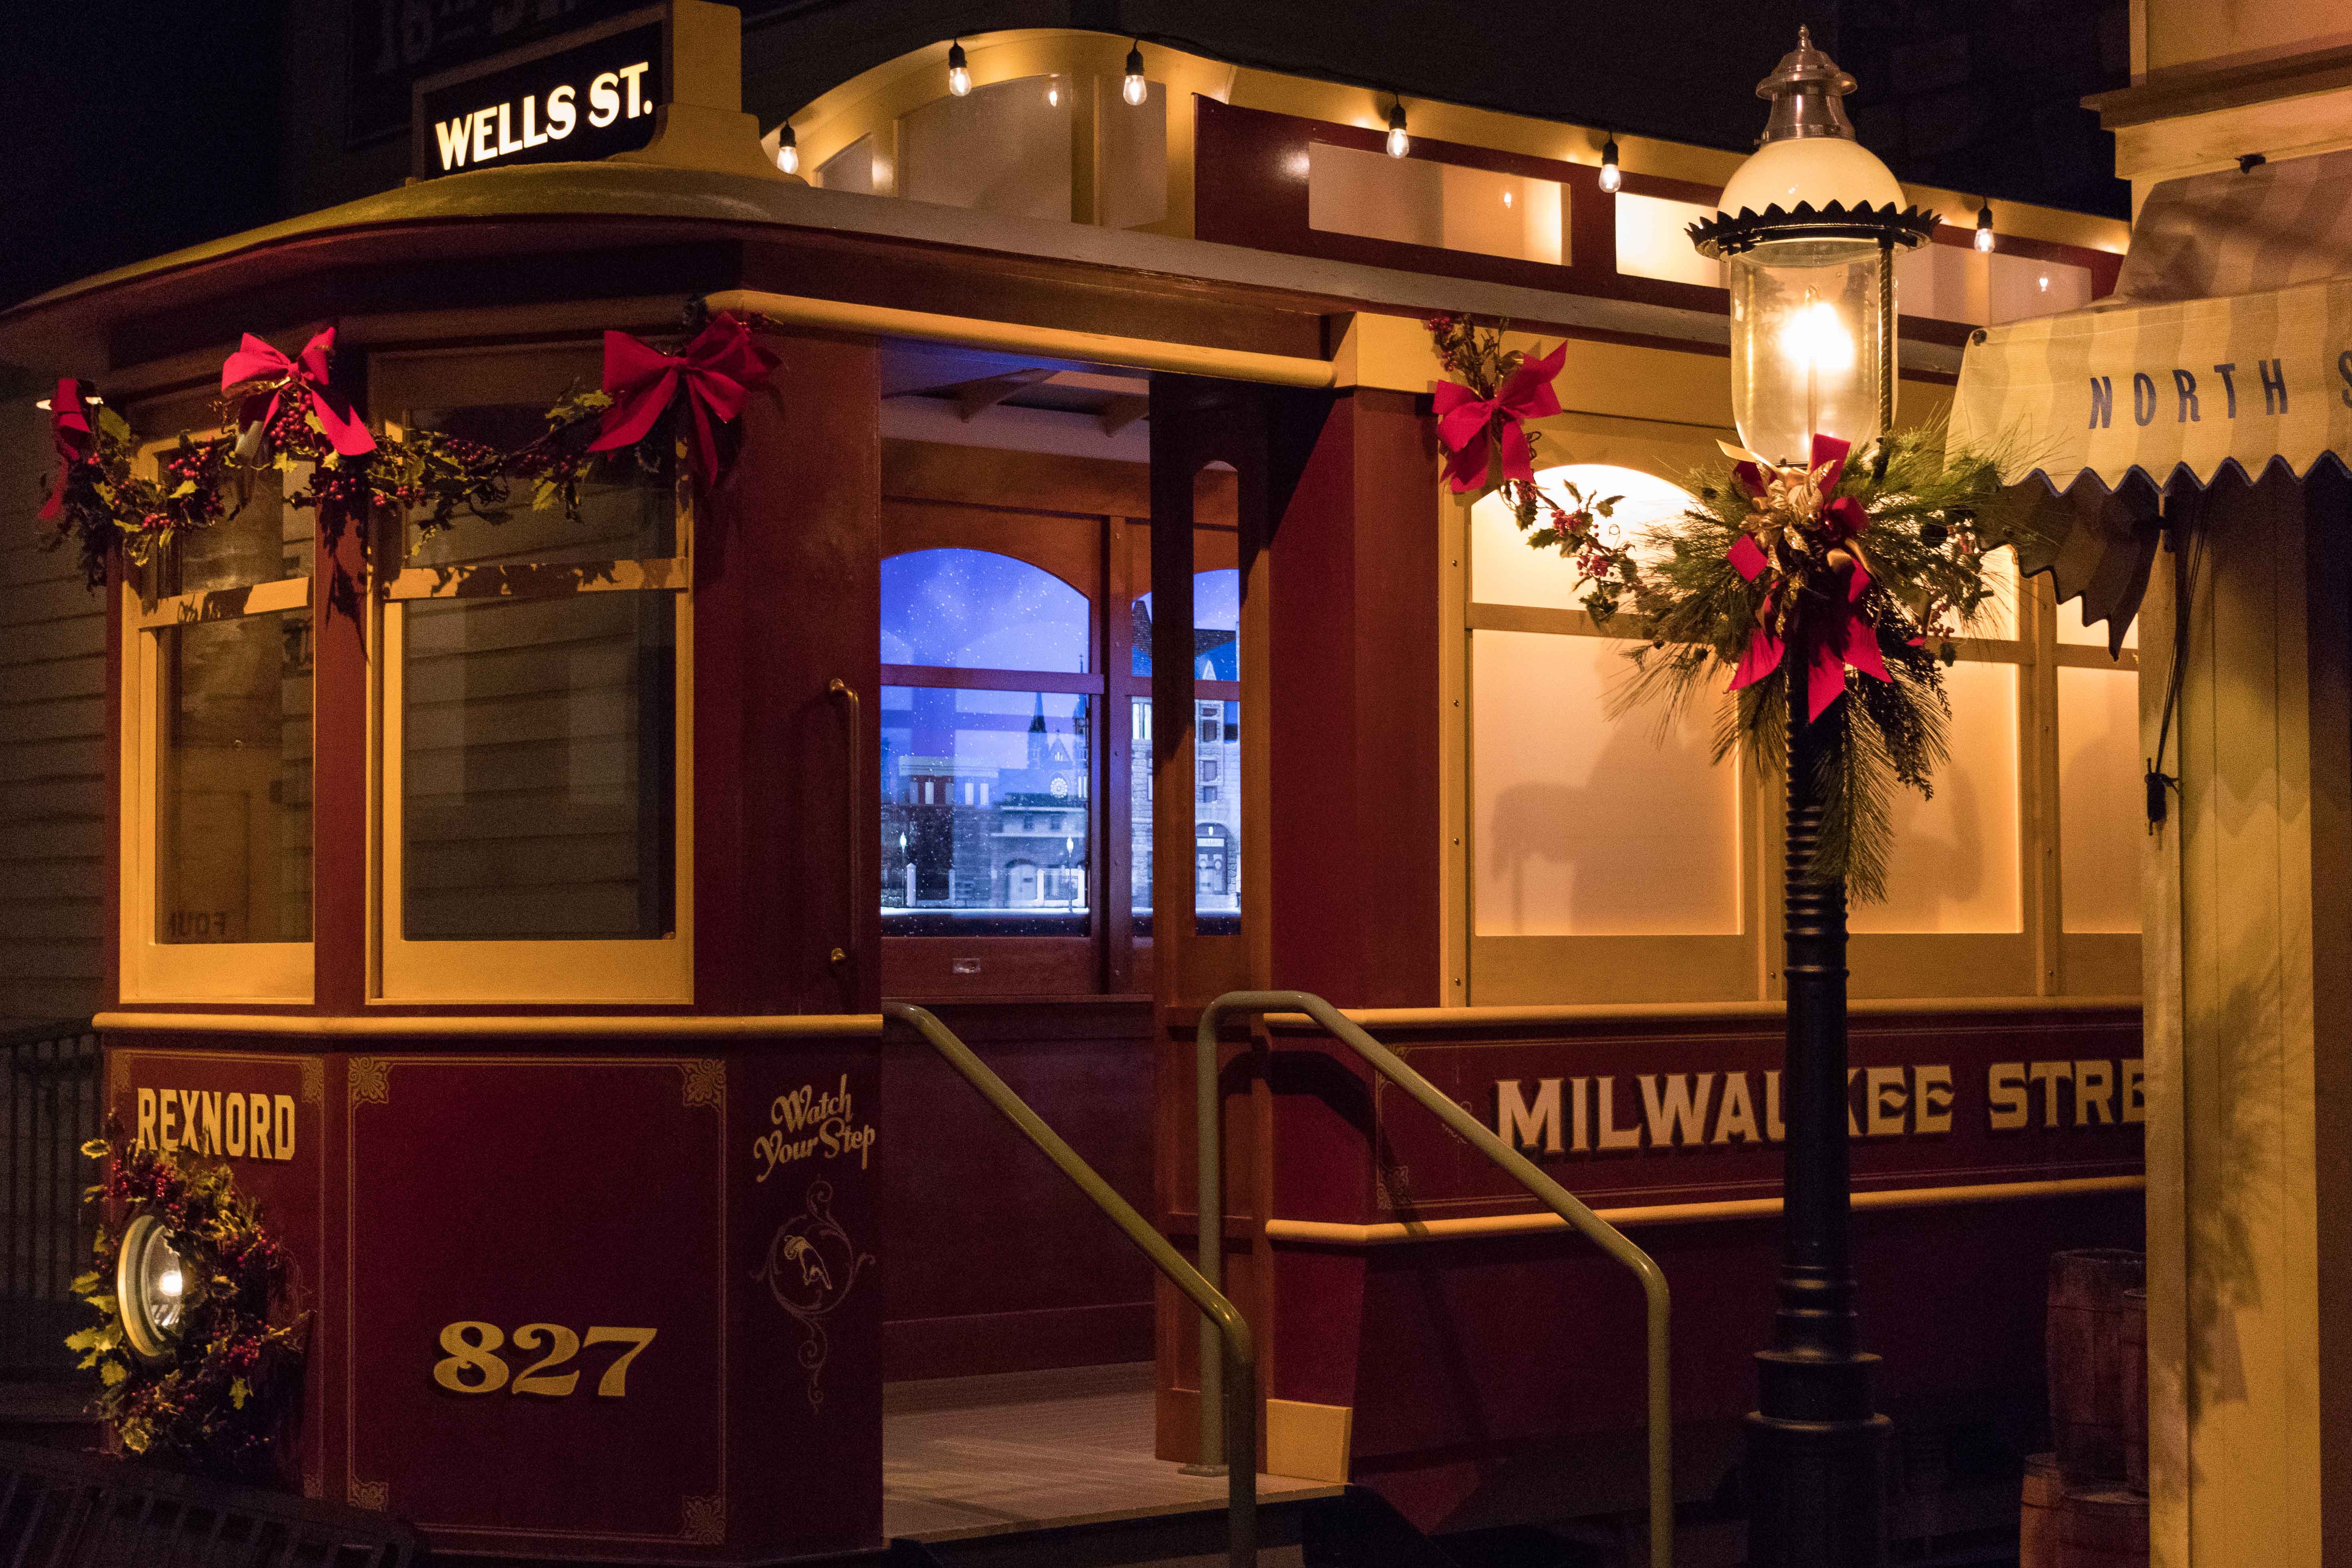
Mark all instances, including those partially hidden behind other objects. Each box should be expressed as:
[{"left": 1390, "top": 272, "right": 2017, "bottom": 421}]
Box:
[{"left": 433, "top": 1322, "right": 657, "bottom": 1398}]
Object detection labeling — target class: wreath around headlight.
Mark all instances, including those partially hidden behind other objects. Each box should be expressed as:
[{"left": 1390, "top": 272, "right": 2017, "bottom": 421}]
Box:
[{"left": 70, "top": 1132, "right": 307, "bottom": 1478}]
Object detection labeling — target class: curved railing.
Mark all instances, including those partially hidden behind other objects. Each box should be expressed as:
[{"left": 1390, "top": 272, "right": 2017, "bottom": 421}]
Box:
[
  {"left": 1195, "top": 991, "right": 1674, "bottom": 1568},
  {"left": 883, "top": 1003, "right": 1260, "bottom": 1568}
]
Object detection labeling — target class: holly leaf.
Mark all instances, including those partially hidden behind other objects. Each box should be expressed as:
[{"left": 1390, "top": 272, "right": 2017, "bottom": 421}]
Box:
[
  {"left": 229, "top": 1378, "right": 250, "bottom": 1409},
  {"left": 99, "top": 1360, "right": 127, "bottom": 1386}
]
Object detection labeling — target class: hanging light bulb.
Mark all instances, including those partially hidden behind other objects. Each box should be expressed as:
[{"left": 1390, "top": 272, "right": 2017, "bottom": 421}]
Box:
[
  {"left": 1598, "top": 134, "right": 1622, "bottom": 194},
  {"left": 776, "top": 119, "right": 798, "bottom": 175},
  {"left": 1975, "top": 200, "right": 1995, "bottom": 253},
  {"left": 1122, "top": 40, "right": 1148, "bottom": 107},
  {"left": 1386, "top": 97, "right": 1410, "bottom": 159},
  {"left": 946, "top": 40, "right": 971, "bottom": 97}
]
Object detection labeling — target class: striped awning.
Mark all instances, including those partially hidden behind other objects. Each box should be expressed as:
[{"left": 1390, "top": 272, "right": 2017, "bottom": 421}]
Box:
[{"left": 1950, "top": 148, "right": 2352, "bottom": 645}]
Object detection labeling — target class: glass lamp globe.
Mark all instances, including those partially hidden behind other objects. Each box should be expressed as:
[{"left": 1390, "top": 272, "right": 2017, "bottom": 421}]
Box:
[
  {"left": 115, "top": 1214, "right": 189, "bottom": 1362},
  {"left": 1690, "top": 30, "right": 1934, "bottom": 467}
]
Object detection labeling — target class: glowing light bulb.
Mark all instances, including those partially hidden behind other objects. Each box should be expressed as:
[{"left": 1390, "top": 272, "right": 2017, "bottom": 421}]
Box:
[
  {"left": 2038, "top": 275, "right": 2050, "bottom": 293},
  {"left": 157, "top": 1269, "right": 182, "bottom": 1298},
  {"left": 1974, "top": 202, "right": 1995, "bottom": 253},
  {"left": 1385, "top": 100, "right": 1410, "bottom": 159},
  {"left": 1046, "top": 81, "right": 1060, "bottom": 107},
  {"left": 1122, "top": 42, "right": 1148, "bottom": 107},
  {"left": 1598, "top": 136, "right": 1622, "bottom": 194},
  {"left": 1502, "top": 189, "right": 1513, "bottom": 208},
  {"left": 776, "top": 122, "right": 798, "bottom": 175},
  {"left": 1778, "top": 299, "right": 1856, "bottom": 375},
  {"left": 946, "top": 40, "right": 971, "bottom": 97}
]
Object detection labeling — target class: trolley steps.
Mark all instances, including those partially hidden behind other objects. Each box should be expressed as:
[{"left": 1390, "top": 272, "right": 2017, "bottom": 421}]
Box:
[{"left": 887, "top": 1487, "right": 1460, "bottom": 1568}]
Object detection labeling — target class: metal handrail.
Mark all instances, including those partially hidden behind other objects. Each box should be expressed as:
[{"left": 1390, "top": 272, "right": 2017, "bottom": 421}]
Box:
[
  {"left": 883, "top": 1004, "right": 1259, "bottom": 1568},
  {"left": 1197, "top": 991, "right": 1673, "bottom": 1568}
]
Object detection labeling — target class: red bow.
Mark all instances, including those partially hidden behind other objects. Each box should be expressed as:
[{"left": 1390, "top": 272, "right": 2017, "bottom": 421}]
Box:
[
  {"left": 1433, "top": 341, "right": 1566, "bottom": 492},
  {"left": 39, "top": 379, "right": 95, "bottom": 522},
  {"left": 589, "top": 313, "right": 778, "bottom": 486},
  {"left": 220, "top": 327, "right": 376, "bottom": 458},
  {"left": 1724, "top": 434, "right": 1889, "bottom": 721}
]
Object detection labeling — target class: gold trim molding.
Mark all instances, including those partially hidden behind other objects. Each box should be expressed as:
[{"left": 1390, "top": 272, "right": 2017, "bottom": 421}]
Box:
[{"left": 1264, "top": 1174, "right": 2146, "bottom": 1246}]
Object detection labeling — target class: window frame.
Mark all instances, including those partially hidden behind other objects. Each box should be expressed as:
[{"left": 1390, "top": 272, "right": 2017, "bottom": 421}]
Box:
[
  {"left": 118, "top": 426, "right": 316, "bottom": 1004},
  {"left": 1455, "top": 448, "right": 2143, "bottom": 1006},
  {"left": 367, "top": 344, "right": 695, "bottom": 1005}
]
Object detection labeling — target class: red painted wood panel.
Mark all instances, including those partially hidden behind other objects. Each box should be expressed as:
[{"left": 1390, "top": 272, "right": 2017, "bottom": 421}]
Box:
[{"left": 1267, "top": 389, "right": 1444, "bottom": 1008}]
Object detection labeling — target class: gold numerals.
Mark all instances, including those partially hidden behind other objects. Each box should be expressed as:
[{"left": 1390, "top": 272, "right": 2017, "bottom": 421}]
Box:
[{"left": 432, "top": 1322, "right": 658, "bottom": 1398}]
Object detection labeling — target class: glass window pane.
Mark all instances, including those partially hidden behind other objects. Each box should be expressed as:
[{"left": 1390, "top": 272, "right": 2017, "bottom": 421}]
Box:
[
  {"left": 1471, "top": 629, "right": 1740, "bottom": 935},
  {"left": 2059, "top": 666, "right": 2143, "bottom": 933},
  {"left": 879, "top": 687, "right": 1091, "bottom": 935},
  {"left": 2056, "top": 592, "right": 2139, "bottom": 650},
  {"left": 403, "top": 594, "right": 676, "bottom": 941},
  {"left": 175, "top": 463, "right": 312, "bottom": 593},
  {"left": 1131, "top": 697, "right": 1153, "bottom": 929},
  {"left": 1194, "top": 699, "right": 1240, "bottom": 934},
  {"left": 1129, "top": 569, "right": 1239, "bottom": 677},
  {"left": 1850, "top": 661, "right": 2022, "bottom": 934},
  {"left": 155, "top": 612, "right": 312, "bottom": 943},
  {"left": 1469, "top": 465, "right": 1694, "bottom": 612},
  {"left": 406, "top": 405, "right": 674, "bottom": 568},
  {"left": 882, "top": 549, "right": 1089, "bottom": 672},
  {"left": 901, "top": 76, "right": 1074, "bottom": 221}
]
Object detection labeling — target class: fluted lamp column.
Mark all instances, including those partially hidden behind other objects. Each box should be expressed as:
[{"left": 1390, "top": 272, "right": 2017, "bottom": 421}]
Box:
[{"left": 1686, "top": 30, "right": 1936, "bottom": 1568}]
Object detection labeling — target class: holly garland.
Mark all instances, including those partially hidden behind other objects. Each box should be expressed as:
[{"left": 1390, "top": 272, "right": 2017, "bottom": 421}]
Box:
[
  {"left": 1426, "top": 317, "right": 1642, "bottom": 613},
  {"left": 1427, "top": 316, "right": 2030, "bottom": 902},
  {"left": 39, "top": 382, "right": 241, "bottom": 589},
  {"left": 69, "top": 1132, "right": 307, "bottom": 1478},
  {"left": 37, "top": 313, "right": 776, "bottom": 591}
]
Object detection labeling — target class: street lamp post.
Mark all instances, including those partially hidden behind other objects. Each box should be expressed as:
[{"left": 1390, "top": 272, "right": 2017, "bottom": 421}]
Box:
[{"left": 1688, "top": 32, "right": 1935, "bottom": 1568}]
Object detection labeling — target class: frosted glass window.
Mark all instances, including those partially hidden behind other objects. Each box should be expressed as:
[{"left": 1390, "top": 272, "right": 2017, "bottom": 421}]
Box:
[
  {"left": 1850, "top": 662, "right": 2021, "bottom": 933},
  {"left": 1471, "top": 465, "right": 1696, "bottom": 611},
  {"left": 1097, "top": 79, "right": 1168, "bottom": 230},
  {"left": 2057, "top": 593, "right": 2139, "bottom": 651},
  {"left": 901, "top": 76, "right": 1072, "bottom": 221},
  {"left": 1895, "top": 241, "right": 1986, "bottom": 326},
  {"left": 1308, "top": 143, "right": 1563, "bottom": 265},
  {"left": 882, "top": 549, "right": 1089, "bottom": 672},
  {"left": 1471, "top": 630, "right": 1739, "bottom": 935},
  {"left": 816, "top": 133, "right": 878, "bottom": 194},
  {"left": 1614, "top": 194, "right": 1721, "bottom": 288},
  {"left": 1990, "top": 253, "right": 2093, "bottom": 324},
  {"left": 2059, "top": 667, "right": 2143, "bottom": 933}
]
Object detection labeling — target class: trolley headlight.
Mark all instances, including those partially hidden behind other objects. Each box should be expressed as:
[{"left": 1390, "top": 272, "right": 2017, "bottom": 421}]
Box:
[{"left": 116, "top": 1214, "right": 188, "bottom": 1361}]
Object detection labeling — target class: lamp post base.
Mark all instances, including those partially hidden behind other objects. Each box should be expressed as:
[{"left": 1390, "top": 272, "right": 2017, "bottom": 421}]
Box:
[{"left": 1744, "top": 1397, "right": 1891, "bottom": 1568}]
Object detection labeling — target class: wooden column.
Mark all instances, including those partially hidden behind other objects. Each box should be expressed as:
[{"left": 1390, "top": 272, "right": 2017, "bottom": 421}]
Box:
[
  {"left": 1265, "top": 387, "right": 1443, "bottom": 1008},
  {"left": 2147, "top": 459, "right": 2352, "bottom": 1567},
  {"left": 694, "top": 330, "right": 880, "bottom": 1016}
]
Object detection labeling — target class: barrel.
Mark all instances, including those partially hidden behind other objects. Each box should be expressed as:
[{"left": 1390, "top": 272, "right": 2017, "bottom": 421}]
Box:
[
  {"left": 2059, "top": 1487, "right": 2149, "bottom": 1568},
  {"left": 2120, "top": 1286, "right": 2148, "bottom": 1493},
  {"left": 2020, "top": 1453, "right": 2065, "bottom": 1568},
  {"left": 2048, "top": 1248, "right": 2145, "bottom": 1481}
]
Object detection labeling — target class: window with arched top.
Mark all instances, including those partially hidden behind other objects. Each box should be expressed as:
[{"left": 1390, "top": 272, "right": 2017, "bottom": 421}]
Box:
[
  {"left": 880, "top": 549, "right": 1094, "bottom": 941},
  {"left": 877, "top": 438, "right": 1240, "bottom": 995}
]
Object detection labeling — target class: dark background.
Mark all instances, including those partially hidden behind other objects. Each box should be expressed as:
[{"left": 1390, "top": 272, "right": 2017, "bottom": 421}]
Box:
[{"left": 1, "top": 0, "right": 2132, "bottom": 313}]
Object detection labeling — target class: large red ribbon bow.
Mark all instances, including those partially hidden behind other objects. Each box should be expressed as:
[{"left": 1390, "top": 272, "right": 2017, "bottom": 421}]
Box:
[
  {"left": 1723, "top": 433, "right": 1889, "bottom": 721},
  {"left": 589, "top": 312, "right": 778, "bottom": 486},
  {"left": 219, "top": 327, "right": 377, "bottom": 459},
  {"left": 39, "top": 379, "right": 96, "bottom": 522},
  {"left": 1432, "top": 341, "right": 1566, "bottom": 493}
]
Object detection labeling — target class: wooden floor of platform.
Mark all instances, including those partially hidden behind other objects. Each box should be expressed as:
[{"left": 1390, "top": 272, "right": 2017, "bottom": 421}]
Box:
[{"left": 882, "top": 1362, "right": 1339, "bottom": 1542}]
